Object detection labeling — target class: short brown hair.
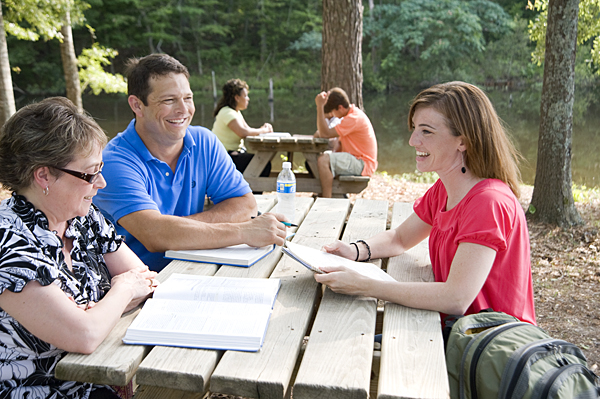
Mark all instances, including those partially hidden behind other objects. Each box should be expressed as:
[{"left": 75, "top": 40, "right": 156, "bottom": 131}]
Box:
[
  {"left": 323, "top": 87, "right": 350, "bottom": 114},
  {"left": 408, "top": 81, "right": 522, "bottom": 197},
  {"left": 125, "top": 53, "right": 190, "bottom": 105},
  {"left": 0, "top": 97, "right": 107, "bottom": 193}
]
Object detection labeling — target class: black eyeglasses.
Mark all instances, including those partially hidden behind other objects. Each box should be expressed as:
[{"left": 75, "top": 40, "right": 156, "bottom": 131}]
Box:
[{"left": 54, "top": 162, "right": 104, "bottom": 184}]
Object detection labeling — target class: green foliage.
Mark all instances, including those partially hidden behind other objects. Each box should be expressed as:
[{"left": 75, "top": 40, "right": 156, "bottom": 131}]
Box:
[
  {"left": 7, "top": 35, "right": 65, "bottom": 94},
  {"left": 472, "top": 17, "right": 542, "bottom": 83},
  {"left": 5, "top": 0, "right": 599, "bottom": 96},
  {"left": 528, "top": 0, "right": 600, "bottom": 73},
  {"left": 572, "top": 184, "right": 600, "bottom": 203},
  {"left": 394, "top": 171, "right": 439, "bottom": 184},
  {"left": 3, "top": 0, "right": 89, "bottom": 41},
  {"left": 364, "top": 0, "right": 511, "bottom": 86},
  {"left": 77, "top": 44, "right": 126, "bottom": 94}
]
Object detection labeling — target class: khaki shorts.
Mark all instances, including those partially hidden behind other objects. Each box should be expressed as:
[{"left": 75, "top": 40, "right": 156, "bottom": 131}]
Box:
[{"left": 328, "top": 152, "right": 364, "bottom": 178}]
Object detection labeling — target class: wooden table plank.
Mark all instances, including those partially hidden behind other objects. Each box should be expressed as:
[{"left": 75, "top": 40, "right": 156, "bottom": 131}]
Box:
[
  {"left": 377, "top": 202, "right": 449, "bottom": 399},
  {"left": 292, "top": 199, "right": 388, "bottom": 399},
  {"left": 245, "top": 136, "right": 330, "bottom": 153},
  {"left": 54, "top": 261, "right": 217, "bottom": 386},
  {"left": 55, "top": 195, "right": 277, "bottom": 387},
  {"left": 210, "top": 198, "right": 351, "bottom": 399},
  {"left": 134, "top": 385, "right": 205, "bottom": 399},
  {"left": 135, "top": 197, "right": 315, "bottom": 393}
]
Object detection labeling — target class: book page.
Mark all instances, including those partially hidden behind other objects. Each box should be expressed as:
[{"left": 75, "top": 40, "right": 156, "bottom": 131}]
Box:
[
  {"left": 154, "top": 274, "right": 281, "bottom": 306},
  {"left": 127, "top": 299, "right": 271, "bottom": 337},
  {"left": 123, "top": 299, "right": 274, "bottom": 350},
  {"left": 284, "top": 242, "right": 396, "bottom": 282},
  {"left": 258, "top": 132, "right": 291, "bottom": 138},
  {"left": 165, "top": 244, "right": 274, "bottom": 265}
]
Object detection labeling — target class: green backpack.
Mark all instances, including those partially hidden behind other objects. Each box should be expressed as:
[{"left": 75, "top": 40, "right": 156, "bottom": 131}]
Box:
[{"left": 445, "top": 311, "right": 600, "bottom": 399}]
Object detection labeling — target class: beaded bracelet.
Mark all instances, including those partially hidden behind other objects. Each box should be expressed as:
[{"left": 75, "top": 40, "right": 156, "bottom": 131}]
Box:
[
  {"left": 356, "top": 239, "right": 371, "bottom": 262},
  {"left": 350, "top": 242, "right": 360, "bottom": 261}
]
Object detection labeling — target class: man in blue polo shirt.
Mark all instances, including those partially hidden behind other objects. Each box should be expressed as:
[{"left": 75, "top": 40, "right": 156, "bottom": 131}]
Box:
[{"left": 94, "top": 54, "right": 286, "bottom": 271}]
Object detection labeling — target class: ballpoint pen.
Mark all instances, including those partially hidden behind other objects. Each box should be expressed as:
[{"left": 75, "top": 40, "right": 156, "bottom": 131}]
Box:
[{"left": 251, "top": 216, "right": 298, "bottom": 228}]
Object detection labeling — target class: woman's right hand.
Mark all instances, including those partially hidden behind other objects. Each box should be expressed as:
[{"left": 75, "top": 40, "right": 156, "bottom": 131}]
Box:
[
  {"left": 261, "top": 123, "right": 273, "bottom": 133},
  {"left": 323, "top": 240, "right": 357, "bottom": 261}
]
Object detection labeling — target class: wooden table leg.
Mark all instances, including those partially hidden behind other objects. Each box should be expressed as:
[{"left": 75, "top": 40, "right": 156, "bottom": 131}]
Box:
[
  {"left": 303, "top": 153, "right": 320, "bottom": 179},
  {"left": 243, "top": 151, "right": 278, "bottom": 192},
  {"left": 244, "top": 151, "right": 276, "bottom": 178}
]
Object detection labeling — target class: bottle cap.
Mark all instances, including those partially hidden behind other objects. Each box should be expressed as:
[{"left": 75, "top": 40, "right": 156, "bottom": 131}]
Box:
[{"left": 282, "top": 162, "right": 292, "bottom": 169}]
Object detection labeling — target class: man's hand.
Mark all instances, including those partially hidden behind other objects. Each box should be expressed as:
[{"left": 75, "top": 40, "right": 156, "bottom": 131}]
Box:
[
  {"left": 315, "top": 91, "right": 328, "bottom": 108},
  {"left": 240, "top": 212, "right": 288, "bottom": 247}
]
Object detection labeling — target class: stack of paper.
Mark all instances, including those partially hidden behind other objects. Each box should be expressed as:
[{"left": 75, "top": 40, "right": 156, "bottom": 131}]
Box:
[{"left": 165, "top": 244, "right": 275, "bottom": 267}]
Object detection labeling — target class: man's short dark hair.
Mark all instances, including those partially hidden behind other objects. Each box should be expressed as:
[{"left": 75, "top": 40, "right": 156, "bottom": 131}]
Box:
[
  {"left": 323, "top": 87, "right": 350, "bottom": 114},
  {"left": 125, "top": 54, "right": 190, "bottom": 105}
]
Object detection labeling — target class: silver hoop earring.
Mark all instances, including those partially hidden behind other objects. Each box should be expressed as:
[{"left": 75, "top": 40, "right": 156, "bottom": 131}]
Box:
[{"left": 43, "top": 186, "right": 49, "bottom": 196}]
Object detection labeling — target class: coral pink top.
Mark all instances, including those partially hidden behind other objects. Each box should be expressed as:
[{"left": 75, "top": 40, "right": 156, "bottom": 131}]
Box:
[{"left": 414, "top": 179, "right": 536, "bottom": 324}]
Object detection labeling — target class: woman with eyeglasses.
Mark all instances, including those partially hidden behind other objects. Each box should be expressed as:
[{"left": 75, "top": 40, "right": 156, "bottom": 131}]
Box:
[{"left": 0, "top": 97, "right": 158, "bottom": 399}]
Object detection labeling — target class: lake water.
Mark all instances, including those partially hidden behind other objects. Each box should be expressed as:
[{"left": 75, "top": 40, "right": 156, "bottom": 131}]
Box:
[{"left": 17, "top": 88, "right": 600, "bottom": 188}]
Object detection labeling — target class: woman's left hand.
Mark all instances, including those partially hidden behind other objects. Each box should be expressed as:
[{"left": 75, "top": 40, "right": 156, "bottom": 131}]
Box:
[{"left": 314, "top": 265, "right": 371, "bottom": 296}]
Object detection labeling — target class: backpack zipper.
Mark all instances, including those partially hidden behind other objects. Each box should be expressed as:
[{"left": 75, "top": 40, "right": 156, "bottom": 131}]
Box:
[
  {"left": 538, "top": 363, "right": 599, "bottom": 398},
  {"left": 502, "top": 339, "right": 581, "bottom": 398},
  {"left": 468, "top": 322, "right": 528, "bottom": 399},
  {"left": 457, "top": 318, "right": 518, "bottom": 399}
]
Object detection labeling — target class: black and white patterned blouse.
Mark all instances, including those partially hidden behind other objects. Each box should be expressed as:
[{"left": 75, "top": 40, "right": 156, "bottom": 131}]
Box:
[{"left": 0, "top": 193, "right": 122, "bottom": 398}]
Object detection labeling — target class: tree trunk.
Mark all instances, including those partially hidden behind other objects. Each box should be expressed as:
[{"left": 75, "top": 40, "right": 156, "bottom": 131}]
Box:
[
  {"left": 321, "top": 0, "right": 363, "bottom": 109},
  {"left": 59, "top": 10, "right": 82, "bottom": 112},
  {"left": 368, "top": 0, "right": 378, "bottom": 74},
  {"left": 0, "top": 2, "right": 16, "bottom": 126},
  {"left": 529, "top": 0, "right": 582, "bottom": 227}
]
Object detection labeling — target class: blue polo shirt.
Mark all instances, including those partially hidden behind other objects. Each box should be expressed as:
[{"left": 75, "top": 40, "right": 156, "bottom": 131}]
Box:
[{"left": 93, "top": 119, "right": 252, "bottom": 271}]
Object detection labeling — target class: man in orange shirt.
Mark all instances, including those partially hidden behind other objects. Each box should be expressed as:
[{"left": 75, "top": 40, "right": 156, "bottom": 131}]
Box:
[{"left": 314, "top": 87, "right": 378, "bottom": 197}]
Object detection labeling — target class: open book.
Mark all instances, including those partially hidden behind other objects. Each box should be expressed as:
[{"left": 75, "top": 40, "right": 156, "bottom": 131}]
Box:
[
  {"left": 123, "top": 274, "right": 281, "bottom": 351},
  {"left": 258, "top": 132, "right": 291, "bottom": 138},
  {"left": 164, "top": 244, "right": 275, "bottom": 267},
  {"left": 282, "top": 241, "right": 396, "bottom": 282}
]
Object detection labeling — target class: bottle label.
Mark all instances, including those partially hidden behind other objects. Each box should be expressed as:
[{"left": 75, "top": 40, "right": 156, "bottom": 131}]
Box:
[{"left": 277, "top": 182, "right": 296, "bottom": 194}]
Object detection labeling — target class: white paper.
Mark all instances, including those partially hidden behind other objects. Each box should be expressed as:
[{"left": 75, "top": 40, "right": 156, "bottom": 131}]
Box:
[
  {"left": 284, "top": 241, "right": 396, "bottom": 282},
  {"left": 123, "top": 274, "right": 281, "bottom": 351},
  {"left": 154, "top": 274, "right": 280, "bottom": 306}
]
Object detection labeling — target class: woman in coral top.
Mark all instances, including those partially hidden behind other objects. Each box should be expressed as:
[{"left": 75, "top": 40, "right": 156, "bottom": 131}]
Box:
[{"left": 316, "top": 81, "right": 536, "bottom": 325}]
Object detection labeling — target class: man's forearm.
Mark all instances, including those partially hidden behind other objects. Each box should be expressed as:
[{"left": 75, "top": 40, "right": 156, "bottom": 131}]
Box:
[
  {"left": 316, "top": 110, "right": 330, "bottom": 137},
  {"left": 187, "top": 193, "right": 257, "bottom": 223}
]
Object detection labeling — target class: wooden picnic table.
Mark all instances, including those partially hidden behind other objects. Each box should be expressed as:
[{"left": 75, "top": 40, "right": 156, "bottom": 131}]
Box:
[
  {"left": 55, "top": 195, "right": 449, "bottom": 399},
  {"left": 243, "top": 136, "right": 370, "bottom": 196}
]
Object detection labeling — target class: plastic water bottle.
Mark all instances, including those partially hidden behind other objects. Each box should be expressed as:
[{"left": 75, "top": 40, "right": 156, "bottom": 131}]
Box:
[{"left": 276, "top": 162, "right": 296, "bottom": 222}]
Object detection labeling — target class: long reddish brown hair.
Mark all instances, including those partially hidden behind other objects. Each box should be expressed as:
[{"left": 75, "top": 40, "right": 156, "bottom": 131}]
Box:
[{"left": 408, "top": 81, "right": 522, "bottom": 198}]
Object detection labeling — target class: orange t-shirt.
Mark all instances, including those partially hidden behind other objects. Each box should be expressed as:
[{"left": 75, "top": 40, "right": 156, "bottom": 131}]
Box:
[{"left": 334, "top": 105, "right": 378, "bottom": 176}]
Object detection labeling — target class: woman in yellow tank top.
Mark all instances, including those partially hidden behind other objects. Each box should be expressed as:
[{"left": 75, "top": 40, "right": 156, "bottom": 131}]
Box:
[{"left": 212, "top": 79, "right": 273, "bottom": 176}]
